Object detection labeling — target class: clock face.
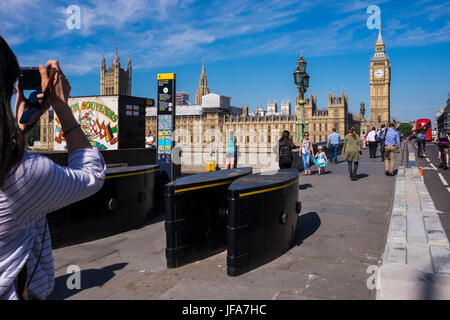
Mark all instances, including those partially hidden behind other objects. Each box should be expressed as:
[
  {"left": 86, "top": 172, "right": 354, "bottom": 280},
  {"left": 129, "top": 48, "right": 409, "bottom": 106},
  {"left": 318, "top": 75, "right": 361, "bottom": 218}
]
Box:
[{"left": 374, "top": 68, "right": 384, "bottom": 79}]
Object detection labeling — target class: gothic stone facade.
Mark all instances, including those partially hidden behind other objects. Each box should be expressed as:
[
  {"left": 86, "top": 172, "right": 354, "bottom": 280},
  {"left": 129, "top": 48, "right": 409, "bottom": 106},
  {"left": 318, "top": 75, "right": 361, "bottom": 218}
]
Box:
[
  {"left": 145, "top": 91, "right": 359, "bottom": 148},
  {"left": 100, "top": 52, "right": 132, "bottom": 96}
]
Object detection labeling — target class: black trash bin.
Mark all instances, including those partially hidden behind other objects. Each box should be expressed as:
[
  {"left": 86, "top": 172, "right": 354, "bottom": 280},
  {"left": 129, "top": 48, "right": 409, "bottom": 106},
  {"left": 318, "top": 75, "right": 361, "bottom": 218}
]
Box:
[
  {"left": 48, "top": 164, "right": 160, "bottom": 248},
  {"left": 227, "top": 168, "right": 300, "bottom": 276},
  {"left": 165, "top": 167, "right": 253, "bottom": 268}
]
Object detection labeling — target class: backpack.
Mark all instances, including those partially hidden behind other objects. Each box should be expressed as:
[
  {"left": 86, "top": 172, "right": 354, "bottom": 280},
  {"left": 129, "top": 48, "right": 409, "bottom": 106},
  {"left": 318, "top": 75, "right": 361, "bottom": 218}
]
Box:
[{"left": 279, "top": 144, "right": 293, "bottom": 163}]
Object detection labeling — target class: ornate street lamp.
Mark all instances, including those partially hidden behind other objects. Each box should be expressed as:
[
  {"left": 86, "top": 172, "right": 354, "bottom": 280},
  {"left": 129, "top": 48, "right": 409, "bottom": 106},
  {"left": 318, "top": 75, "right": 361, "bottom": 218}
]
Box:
[
  {"left": 293, "top": 53, "right": 309, "bottom": 143},
  {"left": 360, "top": 101, "right": 366, "bottom": 134}
]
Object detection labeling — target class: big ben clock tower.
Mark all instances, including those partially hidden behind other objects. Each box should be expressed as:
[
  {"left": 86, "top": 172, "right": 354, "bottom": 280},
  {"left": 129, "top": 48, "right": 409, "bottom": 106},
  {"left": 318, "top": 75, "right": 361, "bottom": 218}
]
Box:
[{"left": 370, "top": 29, "right": 391, "bottom": 127}]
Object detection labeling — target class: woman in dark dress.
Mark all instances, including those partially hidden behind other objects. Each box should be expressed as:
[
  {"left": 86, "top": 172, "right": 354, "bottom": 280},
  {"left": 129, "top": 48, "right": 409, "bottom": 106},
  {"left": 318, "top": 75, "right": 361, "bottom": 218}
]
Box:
[{"left": 278, "top": 130, "right": 297, "bottom": 169}]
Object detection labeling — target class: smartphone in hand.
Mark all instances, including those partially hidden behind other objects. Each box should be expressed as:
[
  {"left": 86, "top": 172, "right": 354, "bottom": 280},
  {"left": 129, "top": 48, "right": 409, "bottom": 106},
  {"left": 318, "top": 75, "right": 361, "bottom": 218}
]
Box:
[{"left": 18, "top": 67, "right": 54, "bottom": 134}]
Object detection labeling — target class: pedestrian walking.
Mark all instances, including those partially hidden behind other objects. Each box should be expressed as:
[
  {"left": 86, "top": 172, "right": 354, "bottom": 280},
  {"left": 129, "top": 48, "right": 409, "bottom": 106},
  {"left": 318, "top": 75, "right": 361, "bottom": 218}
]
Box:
[
  {"left": 326, "top": 128, "right": 340, "bottom": 164},
  {"left": 278, "top": 130, "right": 297, "bottom": 169},
  {"left": 366, "top": 127, "right": 378, "bottom": 158},
  {"left": 225, "top": 130, "right": 237, "bottom": 169},
  {"left": 378, "top": 124, "right": 387, "bottom": 161},
  {"left": 313, "top": 146, "right": 328, "bottom": 175},
  {"left": 301, "top": 132, "right": 314, "bottom": 175},
  {"left": 360, "top": 131, "right": 367, "bottom": 149},
  {"left": 0, "top": 36, "right": 106, "bottom": 300},
  {"left": 384, "top": 123, "right": 402, "bottom": 176},
  {"left": 342, "top": 127, "right": 362, "bottom": 181}
]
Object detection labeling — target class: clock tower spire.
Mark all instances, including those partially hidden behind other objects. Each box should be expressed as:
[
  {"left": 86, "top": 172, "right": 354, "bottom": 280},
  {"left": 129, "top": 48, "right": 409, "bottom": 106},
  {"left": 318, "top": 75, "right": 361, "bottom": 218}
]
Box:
[{"left": 370, "top": 29, "right": 391, "bottom": 127}]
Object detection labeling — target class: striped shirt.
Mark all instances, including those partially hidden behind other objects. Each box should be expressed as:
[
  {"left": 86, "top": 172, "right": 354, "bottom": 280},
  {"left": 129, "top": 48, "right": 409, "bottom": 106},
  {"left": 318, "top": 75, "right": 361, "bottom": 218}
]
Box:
[{"left": 0, "top": 148, "right": 106, "bottom": 300}]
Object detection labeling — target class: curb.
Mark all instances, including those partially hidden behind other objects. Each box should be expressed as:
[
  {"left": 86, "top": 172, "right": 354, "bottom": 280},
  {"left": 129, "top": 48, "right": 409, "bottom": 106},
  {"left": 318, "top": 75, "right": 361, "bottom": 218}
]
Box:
[{"left": 377, "top": 141, "right": 450, "bottom": 299}]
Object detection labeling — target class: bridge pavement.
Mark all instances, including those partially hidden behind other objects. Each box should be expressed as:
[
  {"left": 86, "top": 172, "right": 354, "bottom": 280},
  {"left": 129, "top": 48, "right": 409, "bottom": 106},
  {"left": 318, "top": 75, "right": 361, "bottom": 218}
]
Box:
[{"left": 48, "top": 148, "right": 399, "bottom": 300}]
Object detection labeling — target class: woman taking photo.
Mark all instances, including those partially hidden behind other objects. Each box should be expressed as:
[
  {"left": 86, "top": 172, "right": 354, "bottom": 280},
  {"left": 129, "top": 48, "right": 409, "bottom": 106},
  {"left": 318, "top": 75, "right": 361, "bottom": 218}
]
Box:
[
  {"left": 342, "top": 127, "right": 362, "bottom": 181},
  {"left": 301, "top": 132, "right": 314, "bottom": 175},
  {"left": 278, "top": 130, "right": 297, "bottom": 169},
  {"left": 0, "top": 36, "right": 105, "bottom": 300}
]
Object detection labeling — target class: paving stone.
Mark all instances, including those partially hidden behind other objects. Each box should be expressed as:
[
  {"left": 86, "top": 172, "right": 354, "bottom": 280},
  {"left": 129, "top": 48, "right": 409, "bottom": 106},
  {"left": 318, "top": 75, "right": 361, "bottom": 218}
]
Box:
[
  {"left": 430, "top": 246, "right": 450, "bottom": 274},
  {"left": 377, "top": 263, "right": 450, "bottom": 300},
  {"left": 422, "top": 210, "right": 440, "bottom": 219},
  {"left": 387, "top": 228, "right": 406, "bottom": 244},
  {"left": 407, "top": 244, "right": 433, "bottom": 273},
  {"left": 423, "top": 215, "right": 445, "bottom": 232},
  {"left": 420, "top": 200, "right": 437, "bottom": 213},
  {"left": 390, "top": 214, "right": 406, "bottom": 228},
  {"left": 427, "top": 230, "right": 450, "bottom": 247},
  {"left": 383, "top": 242, "right": 406, "bottom": 264},
  {"left": 407, "top": 214, "right": 428, "bottom": 246}
]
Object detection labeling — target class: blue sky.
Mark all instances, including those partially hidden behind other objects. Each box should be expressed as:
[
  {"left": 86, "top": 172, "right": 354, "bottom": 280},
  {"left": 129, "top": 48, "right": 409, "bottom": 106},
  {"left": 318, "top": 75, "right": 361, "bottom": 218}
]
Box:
[{"left": 2, "top": 0, "right": 449, "bottom": 123}]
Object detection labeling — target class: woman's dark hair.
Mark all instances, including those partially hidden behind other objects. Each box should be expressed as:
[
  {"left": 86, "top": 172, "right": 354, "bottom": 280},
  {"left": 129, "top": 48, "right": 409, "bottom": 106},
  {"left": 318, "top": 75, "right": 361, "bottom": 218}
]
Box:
[
  {"left": 349, "top": 127, "right": 357, "bottom": 139},
  {"left": 0, "top": 36, "right": 24, "bottom": 186},
  {"left": 279, "top": 130, "right": 290, "bottom": 144}
]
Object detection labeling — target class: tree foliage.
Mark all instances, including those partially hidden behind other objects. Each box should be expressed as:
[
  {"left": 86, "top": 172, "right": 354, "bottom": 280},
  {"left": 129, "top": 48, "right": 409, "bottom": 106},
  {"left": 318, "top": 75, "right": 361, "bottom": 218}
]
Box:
[
  {"left": 27, "top": 119, "right": 40, "bottom": 146},
  {"left": 397, "top": 123, "right": 413, "bottom": 137}
]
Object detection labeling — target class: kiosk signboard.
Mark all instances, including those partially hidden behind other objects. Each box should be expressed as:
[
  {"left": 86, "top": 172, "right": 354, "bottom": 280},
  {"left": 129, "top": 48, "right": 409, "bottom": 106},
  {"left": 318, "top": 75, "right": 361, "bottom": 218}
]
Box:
[{"left": 157, "top": 73, "right": 176, "bottom": 181}]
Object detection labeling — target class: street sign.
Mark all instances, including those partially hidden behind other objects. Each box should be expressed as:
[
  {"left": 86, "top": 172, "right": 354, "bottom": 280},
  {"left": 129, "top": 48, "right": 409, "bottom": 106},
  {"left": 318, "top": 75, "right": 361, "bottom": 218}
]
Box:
[{"left": 157, "top": 73, "right": 176, "bottom": 182}]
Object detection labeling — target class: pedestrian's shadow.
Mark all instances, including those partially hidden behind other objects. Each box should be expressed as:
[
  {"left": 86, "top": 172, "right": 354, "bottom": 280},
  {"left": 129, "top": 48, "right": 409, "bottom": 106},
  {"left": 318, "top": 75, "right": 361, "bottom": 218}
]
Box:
[
  {"left": 295, "top": 212, "right": 321, "bottom": 246},
  {"left": 299, "top": 183, "right": 313, "bottom": 190},
  {"left": 355, "top": 173, "right": 369, "bottom": 180},
  {"left": 47, "top": 262, "right": 128, "bottom": 300}
]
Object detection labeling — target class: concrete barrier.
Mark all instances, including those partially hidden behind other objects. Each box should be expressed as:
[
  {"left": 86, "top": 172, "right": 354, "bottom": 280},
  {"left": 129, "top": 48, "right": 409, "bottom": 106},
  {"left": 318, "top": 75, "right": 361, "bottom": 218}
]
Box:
[
  {"left": 48, "top": 164, "right": 160, "bottom": 248},
  {"left": 227, "top": 168, "right": 301, "bottom": 276},
  {"left": 164, "top": 167, "right": 253, "bottom": 268}
]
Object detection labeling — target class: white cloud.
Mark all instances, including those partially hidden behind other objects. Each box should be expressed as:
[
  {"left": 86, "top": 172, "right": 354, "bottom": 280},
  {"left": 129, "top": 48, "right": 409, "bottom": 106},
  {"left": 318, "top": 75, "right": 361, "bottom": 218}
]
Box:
[{"left": 3, "top": 0, "right": 449, "bottom": 77}]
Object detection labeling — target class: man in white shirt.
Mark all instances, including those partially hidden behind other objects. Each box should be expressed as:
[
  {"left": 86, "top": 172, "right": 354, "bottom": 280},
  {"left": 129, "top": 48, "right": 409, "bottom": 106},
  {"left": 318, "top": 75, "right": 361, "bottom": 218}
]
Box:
[
  {"left": 366, "top": 127, "right": 378, "bottom": 158},
  {"left": 145, "top": 130, "right": 154, "bottom": 148}
]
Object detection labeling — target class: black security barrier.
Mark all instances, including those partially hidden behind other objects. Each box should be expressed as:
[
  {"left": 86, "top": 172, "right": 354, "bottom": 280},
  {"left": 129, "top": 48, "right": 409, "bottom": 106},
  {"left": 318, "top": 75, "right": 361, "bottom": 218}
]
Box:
[
  {"left": 47, "top": 164, "right": 160, "bottom": 248},
  {"left": 227, "top": 168, "right": 301, "bottom": 276},
  {"left": 165, "top": 167, "right": 253, "bottom": 268}
]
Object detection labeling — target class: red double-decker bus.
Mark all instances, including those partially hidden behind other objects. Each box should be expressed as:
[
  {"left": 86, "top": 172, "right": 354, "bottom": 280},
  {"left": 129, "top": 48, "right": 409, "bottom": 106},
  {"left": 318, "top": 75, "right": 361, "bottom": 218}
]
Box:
[{"left": 416, "top": 118, "right": 432, "bottom": 141}]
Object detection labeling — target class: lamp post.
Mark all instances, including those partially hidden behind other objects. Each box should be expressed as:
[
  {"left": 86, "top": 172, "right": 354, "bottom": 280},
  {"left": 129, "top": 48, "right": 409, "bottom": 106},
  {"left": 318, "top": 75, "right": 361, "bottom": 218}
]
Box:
[
  {"left": 360, "top": 101, "right": 366, "bottom": 134},
  {"left": 293, "top": 53, "right": 309, "bottom": 144}
]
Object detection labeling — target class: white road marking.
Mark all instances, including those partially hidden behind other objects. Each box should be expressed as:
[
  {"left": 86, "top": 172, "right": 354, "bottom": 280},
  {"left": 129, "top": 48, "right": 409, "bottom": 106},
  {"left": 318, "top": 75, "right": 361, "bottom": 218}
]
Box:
[
  {"left": 438, "top": 173, "right": 448, "bottom": 186},
  {"left": 448, "top": 188, "right": 450, "bottom": 194},
  {"left": 430, "top": 163, "right": 438, "bottom": 170},
  {"left": 426, "top": 158, "right": 430, "bottom": 162}
]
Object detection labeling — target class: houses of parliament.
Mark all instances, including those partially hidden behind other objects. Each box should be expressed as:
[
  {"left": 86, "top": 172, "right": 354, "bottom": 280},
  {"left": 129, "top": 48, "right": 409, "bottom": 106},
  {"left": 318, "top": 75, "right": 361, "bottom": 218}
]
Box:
[{"left": 40, "top": 31, "right": 391, "bottom": 149}]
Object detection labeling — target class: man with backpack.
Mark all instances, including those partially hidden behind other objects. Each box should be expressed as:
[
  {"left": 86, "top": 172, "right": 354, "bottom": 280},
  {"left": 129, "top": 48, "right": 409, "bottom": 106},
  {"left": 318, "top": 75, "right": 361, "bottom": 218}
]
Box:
[
  {"left": 434, "top": 128, "right": 449, "bottom": 170},
  {"left": 378, "top": 124, "right": 387, "bottom": 161},
  {"left": 366, "top": 127, "right": 378, "bottom": 158},
  {"left": 416, "top": 129, "right": 426, "bottom": 158}
]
